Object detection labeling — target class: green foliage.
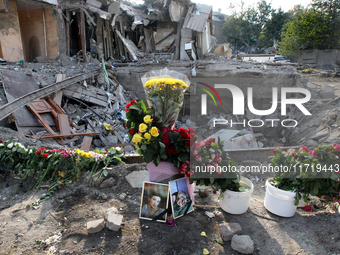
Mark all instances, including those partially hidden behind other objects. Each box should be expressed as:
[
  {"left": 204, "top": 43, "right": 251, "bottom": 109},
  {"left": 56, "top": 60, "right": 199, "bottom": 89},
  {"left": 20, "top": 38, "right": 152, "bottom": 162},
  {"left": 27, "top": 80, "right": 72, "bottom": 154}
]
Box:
[{"left": 270, "top": 145, "right": 340, "bottom": 205}]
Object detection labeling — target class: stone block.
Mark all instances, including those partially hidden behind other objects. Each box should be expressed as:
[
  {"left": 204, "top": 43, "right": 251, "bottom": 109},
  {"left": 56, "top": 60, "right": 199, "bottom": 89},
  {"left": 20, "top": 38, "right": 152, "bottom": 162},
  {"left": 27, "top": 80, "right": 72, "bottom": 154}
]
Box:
[
  {"left": 219, "top": 222, "right": 243, "bottom": 241},
  {"left": 106, "top": 211, "right": 123, "bottom": 231},
  {"left": 125, "top": 170, "right": 148, "bottom": 188},
  {"left": 87, "top": 219, "right": 105, "bottom": 234},
  {"left": 231, "top": 235, "right": 254, "bottom": 254}
]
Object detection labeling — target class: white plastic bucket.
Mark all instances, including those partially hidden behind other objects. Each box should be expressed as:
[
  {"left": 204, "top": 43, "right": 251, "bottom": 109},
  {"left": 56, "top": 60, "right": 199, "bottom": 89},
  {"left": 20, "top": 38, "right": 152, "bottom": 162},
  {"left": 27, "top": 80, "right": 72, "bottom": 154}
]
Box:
[
  {"left": 264, "top": 178, "right": 297, "bottom": 217},
  {"left": 220, "top": 177, "right": 254, "bottom": 214}
]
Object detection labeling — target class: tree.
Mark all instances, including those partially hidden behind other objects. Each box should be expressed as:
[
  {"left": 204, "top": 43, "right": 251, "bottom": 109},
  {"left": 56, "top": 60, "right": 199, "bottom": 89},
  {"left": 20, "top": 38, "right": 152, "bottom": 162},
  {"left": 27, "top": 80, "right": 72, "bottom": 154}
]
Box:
[
  {"left": 312, "top": 0, "right": 340, "bottom": 48},
  {"left": 277, "top": 8, "right": 330, "bottom": 56},
  {"left": 259, "top": 8, "right": 293, "bottom": 48},
  {"left": 223, "top": 0, "right": 272, "bottom": 52}
]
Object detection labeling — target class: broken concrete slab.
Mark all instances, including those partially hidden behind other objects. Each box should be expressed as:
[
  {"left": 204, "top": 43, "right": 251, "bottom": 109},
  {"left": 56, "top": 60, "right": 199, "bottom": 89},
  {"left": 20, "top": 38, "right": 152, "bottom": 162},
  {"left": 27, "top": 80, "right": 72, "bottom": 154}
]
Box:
[
  {"left": 205, "top": 129, "right": 240, "bottom": 150},
  {"left": 231, "top": 133, "right": 259, "bottom": 149},
  {"left": 106, "top": 210, "right": 123, "bottom": 231},
  {"left": 105, "top": 207, "right": 119, "bottom": 220},
  {"left": 125, "top": 170, "right": 148, "bottom": 188},
  {"left": 87, "top": 218, "right": 105, "bottom": 234}
]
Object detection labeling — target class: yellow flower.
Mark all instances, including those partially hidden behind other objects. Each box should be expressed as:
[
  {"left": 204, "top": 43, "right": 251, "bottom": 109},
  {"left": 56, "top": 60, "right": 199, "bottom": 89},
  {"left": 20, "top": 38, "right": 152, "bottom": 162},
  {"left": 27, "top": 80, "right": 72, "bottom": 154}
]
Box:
[
  {"left": 144, "top": 115, "right": 152, "bottom": 124},
  {"left": 86, "top": 153, "right": 92, "bottom": 158},
  {"left": 166, "top": 78, "right": 176, "bottom": 85},
  {"left": 132, "top": 134, "right": 142, "bottom": 144},
  {"left": 80, "top": 151, "right": 85, "bottom": 157},
  {"left": 150, "top": 127, "right": 159, "bottom": 137},
  {"left": 139, "top": 123, "right": 147, "bottom": 133},
  {"left": 144, "top": 132, "right": 151, "bottom": 140}
]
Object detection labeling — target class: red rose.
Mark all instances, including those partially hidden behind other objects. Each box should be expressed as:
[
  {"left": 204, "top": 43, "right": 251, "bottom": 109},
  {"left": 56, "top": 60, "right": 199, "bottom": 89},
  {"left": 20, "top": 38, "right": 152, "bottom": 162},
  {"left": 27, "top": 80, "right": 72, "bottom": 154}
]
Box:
[
  {"left": 0, "top": 140, "right": 2, "bottom": 143},
  {"left": 273, "top": 148, "right": 277, "bottom": 155},
  {"left": 36, "top": 150, "right": 41, "bottom": 155},
  {"left": 299, "top": 146, "right": 308, "bottom": 153},
  {"left": 161, "top": 127, "right": 168, "bottom": 133},
  {"left": 216, "top": 167, "right": 222, "bottom": 175},
  {"left": 185, "top": 169, "right": 194, "bottom": 178},
  {"left": 308, "top": 149, "right": 317, "bottom": 156},
  {"left": 131, "top": 99, "right": 137, "bottom": 105},
  {"left": 126, "top": 103, "right": 131, "bottom": 109},
  {"left": 333, "top": 143, "right": 340, "bottom": 152},
  {"left": 162, "top": 133, "right": 170, "bottom": 146},
  {"left": 205, "top": 138, "right": 215, "bottom": 147},
  {"left": 214, "top": 155, "right": 222, "bottom": 163},
  {"left": 42, "top": 153, "right": 48, "bottom": 158},
  {"left": 129, "top": 128, "right": 136, "bottom": 135},
  {"left": 178, "top": 128, "right": 189, "bottom": 139},
  {"left": 304, "top": 205, "right": 313, "bottom": 211}
]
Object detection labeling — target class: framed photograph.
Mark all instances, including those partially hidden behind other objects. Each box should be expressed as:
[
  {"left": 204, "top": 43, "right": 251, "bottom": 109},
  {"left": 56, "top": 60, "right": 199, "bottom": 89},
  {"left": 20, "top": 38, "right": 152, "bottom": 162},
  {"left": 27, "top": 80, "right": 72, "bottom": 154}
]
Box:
[
  {"left": 140, "top": 182, "right": 170, "bottom": 222},
  {"left": 169, "top": 177, "right": 194, "bottom": 219}
]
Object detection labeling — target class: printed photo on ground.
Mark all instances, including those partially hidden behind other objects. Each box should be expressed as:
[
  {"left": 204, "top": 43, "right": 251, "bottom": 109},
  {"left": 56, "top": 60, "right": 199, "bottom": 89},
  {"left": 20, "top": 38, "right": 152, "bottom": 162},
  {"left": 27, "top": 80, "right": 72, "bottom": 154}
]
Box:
[
  {"left": 140, "top": 182, "right": 169, "bottom": 222},
  {"left": 169, "top": 177, "right": 194, "bottom": 219}
]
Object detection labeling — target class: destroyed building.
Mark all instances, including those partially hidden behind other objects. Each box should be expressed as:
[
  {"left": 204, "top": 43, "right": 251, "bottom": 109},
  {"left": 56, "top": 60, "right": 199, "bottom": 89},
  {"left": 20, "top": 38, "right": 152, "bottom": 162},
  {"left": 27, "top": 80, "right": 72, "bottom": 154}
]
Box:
[{"left": 0, "top": 0, "right": 216, "bottom": 62}]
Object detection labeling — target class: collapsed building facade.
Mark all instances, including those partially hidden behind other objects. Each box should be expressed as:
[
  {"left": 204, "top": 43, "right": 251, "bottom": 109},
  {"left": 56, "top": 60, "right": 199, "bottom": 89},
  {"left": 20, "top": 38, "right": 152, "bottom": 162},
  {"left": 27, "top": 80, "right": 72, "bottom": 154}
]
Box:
[{"left": 0, "top": 0, "right": 219, "bottom": 63}]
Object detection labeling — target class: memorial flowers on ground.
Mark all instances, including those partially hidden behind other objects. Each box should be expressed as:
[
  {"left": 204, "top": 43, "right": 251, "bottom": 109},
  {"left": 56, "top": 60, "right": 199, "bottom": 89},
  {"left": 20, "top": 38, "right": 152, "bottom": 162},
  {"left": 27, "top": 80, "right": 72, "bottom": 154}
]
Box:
[
  {"left": 271, "top": 144, "right": 340, "bottom": 204},
  {"left": 0, "top": 140, "right": 125, "bottom": 194}
]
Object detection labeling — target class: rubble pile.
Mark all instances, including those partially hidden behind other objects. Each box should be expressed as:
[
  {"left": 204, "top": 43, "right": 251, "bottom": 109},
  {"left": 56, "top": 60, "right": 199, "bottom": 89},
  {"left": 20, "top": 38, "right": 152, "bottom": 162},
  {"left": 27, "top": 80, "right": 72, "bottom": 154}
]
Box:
[{"left": 0, "top": 57, "right": 136, "bottom": 153}]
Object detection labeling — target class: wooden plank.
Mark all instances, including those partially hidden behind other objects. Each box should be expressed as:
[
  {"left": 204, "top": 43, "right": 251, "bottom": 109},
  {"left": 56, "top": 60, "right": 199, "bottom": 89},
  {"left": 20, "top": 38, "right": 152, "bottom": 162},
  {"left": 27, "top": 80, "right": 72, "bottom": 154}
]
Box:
[
  {"left": 80, "top": 124, "right": 95, "bottom": 151},
  {"left": 80, "top": 9, "right": 86, "bottom": 62},
  {"left": 58, "top": 114, "right": 71, "bottom": 135},
  {"left": 112, "top": 130, "right": 124, "bottom": 143},
  {"left": 53, "top": 74, "right": 66, "bottom": 106},
  {"left": 63, "top": 90, "right": 108, "bottom": 107},
  {"left": 0, "top": 69, "right": 101, "bottom": 121},
  {"left": 26, "top": 104, "right": 57, "bottom": 135},
  {"left": 45, "top": 96, "right": 78, "bottom": 130},
  {"left": 39, "top": 132, "right": 99, "bottom": 139}
]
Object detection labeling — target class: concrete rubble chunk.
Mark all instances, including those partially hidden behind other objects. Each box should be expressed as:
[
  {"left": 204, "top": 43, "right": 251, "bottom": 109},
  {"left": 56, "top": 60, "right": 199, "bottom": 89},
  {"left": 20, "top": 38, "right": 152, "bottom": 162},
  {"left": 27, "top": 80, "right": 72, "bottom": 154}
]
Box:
[
  {"left": 87, "top": 218, "right": 105, "bottom": 234},
  {"left": 105, "top": 207, "right": 119, "bottom": 220},
  {"left": 219, "top": 222, "right": 243, "bottom": 241},
  {"left": 231, "top": 235, "right": 254, "bottom": 254},
  {"left": 125, "top": 170, "right": 148, "bottom": 188},
  {"left": 105, "top": 208, "right": 123, "bottom": 231}
]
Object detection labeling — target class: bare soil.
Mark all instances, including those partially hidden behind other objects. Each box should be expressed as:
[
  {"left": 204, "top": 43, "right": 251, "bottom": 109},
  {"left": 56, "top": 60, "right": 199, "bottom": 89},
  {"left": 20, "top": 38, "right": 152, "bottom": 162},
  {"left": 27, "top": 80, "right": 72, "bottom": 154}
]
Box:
[{"left": 0, "top": 161, "right": 339, "bottom": 255}]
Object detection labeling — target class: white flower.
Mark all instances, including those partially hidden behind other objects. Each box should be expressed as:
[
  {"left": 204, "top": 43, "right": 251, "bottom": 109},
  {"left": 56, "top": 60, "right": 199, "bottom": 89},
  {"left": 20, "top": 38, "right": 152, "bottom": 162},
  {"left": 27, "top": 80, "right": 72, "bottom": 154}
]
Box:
[
  {"left": 28, "top": 149, "right": 33, "bottom": 154},
  {"left": 116, "top": 147, "right": 121, "bottom": 151},
  {"left": 0, "top": 143, "right": 4, "bottom": 147},
  {"left": 15, "top": 142, "right": 25, "bottom": 148},
  {"left": 7, "top": 143, "right": 13, "bottom": 149}
]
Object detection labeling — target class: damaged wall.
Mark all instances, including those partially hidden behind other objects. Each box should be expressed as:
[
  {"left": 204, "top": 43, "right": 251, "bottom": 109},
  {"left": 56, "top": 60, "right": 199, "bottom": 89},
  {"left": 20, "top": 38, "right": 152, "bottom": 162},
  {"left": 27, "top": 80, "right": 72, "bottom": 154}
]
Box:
[
  {"left": 0, "top": 0, "right": 24, "bottom": 62},
  {"left": 18, "top": 7, "right": 59, "bottom": 62}
]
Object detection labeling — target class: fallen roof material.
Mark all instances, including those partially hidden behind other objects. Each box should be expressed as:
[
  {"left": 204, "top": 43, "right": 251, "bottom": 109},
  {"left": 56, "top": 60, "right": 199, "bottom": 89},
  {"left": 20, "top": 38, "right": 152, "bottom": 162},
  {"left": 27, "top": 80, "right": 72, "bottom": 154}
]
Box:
[{"left": 0, "top": 69, "right": 101, "bottom": 121}]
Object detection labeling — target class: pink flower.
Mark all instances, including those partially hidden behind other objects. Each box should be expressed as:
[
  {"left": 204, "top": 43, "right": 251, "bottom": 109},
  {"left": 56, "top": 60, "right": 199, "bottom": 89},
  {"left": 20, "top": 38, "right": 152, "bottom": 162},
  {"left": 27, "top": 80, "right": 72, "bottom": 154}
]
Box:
[
  {"left": 333, "top": 143, "right": 340, "bottom": 152},
  {"left": 192, "top": 149, "right": 198, "bottom": 156},
  {"left": 304, "top": 205, "right": 313, "bottom": 211},
  {"left": 299, "top": 146, "right": 308, "bottom": 153},
  {"left": 210, "top": 154, "right": 216, "bottom": 161},
  {"left": 195, "top": 155, "right": 202, "bottom": 162},
  {"left": 194, "top": 144, "right": 200, "bottom": 150},
  {"left": 214, "top": 155, "right": 222, "bottom": 163},
  {"left": 198, "top": 140, "right": 206, "bottom": 148},
  {"left": 216, "top": 167, "right": 222, "bottom": 175}
]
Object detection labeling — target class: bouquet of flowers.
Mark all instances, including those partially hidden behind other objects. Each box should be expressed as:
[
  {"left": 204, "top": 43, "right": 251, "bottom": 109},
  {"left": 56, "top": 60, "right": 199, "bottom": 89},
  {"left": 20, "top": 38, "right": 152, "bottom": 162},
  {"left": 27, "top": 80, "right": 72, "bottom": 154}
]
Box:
[
  {"left": 141, "top": 68, "right": 190, "bottom": 128},
  {"left": 126, "top": 99, "right": 195, "bottom": 167},
  {"left": 188, "top": 138, "right": 240, "bottom": 193},
  {"left": 271, "top": 145, "right": 340, "bottom": 205}
]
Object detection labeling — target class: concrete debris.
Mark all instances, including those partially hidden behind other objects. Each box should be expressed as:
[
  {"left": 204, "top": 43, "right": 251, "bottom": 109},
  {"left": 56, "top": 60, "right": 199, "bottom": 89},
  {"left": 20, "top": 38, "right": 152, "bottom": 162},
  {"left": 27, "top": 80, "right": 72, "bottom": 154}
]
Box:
[
  {"left": 87, "top": 219, "right": 105, "bottom": 234},
  {"left": 219, "top": 222, "right": 243, "bottom": 241},
  {"left": 105, "top": 208, "right": 123, "bottom": 231},
  {"left": 231, "top": 235, "right": 254, "bottom": 254},
  {"left": 125, "top": 171, "right": 148, "bottom": 189}
]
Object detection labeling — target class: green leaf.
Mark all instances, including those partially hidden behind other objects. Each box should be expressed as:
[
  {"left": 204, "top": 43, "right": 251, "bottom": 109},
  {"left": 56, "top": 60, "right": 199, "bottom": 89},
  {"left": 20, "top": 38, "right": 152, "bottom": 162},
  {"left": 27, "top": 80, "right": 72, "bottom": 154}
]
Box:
[
  {"left": 159, "top": 142, "right": 166, "bottom": 148},
  {"left": 129, "top": 104, "right": 139, "bottom": 111},
  {"left": 140, "top": 100, "right": 147, "bottom": 112},
  {"left": 103, "top": 169, "right": 108, "bottom": 177},
  {"left": 141, "top": 144, "right": 147, "bottom": 150}
]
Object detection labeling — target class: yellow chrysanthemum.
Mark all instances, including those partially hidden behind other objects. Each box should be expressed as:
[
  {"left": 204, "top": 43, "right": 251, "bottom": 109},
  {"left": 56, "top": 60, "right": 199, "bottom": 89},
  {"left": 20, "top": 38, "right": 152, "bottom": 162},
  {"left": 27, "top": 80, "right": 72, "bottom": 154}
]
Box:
[
  {"left": 144, "top": 132, "right": 151, "bottom": 140},
  {"left": 139, "top": 123, "right": 147, "bottom": 133},
  {"left": 132, "top": 134, "right": 142, "bottom": 144},
  {"left": 80, "top": 151, "right": 85, "bottom": 157},
  {"left": 144, "top": 115, "right": 152, "bottom": 124},
  {"left": 150, "top": 127, "right": 159, "bottom": 137}
]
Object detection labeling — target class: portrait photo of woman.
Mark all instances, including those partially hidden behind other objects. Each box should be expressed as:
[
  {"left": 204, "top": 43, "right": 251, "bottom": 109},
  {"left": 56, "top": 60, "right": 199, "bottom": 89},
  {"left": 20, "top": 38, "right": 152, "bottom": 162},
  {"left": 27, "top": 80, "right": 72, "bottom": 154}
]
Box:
[{"left": 140, "top": 182, "right": 169, "bottom": 222}]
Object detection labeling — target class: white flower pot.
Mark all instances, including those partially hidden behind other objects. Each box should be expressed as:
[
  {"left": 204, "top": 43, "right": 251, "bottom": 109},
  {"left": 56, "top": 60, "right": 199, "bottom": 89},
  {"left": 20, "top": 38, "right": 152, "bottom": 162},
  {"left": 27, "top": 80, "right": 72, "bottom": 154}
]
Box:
[
  {"left": 220, "top": 177, "right": 254, "bottom": 214},
  {"left": 264, "top": 178, "right": 297, "bottom": 217}
]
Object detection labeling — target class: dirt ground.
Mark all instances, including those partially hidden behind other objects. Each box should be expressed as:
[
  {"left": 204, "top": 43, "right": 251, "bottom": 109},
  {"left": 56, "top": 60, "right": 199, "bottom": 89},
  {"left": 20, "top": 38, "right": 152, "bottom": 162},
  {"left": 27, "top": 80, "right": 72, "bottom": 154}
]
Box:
[{"left": 0, "top": 159, "right": 339, "bottom": 255}]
